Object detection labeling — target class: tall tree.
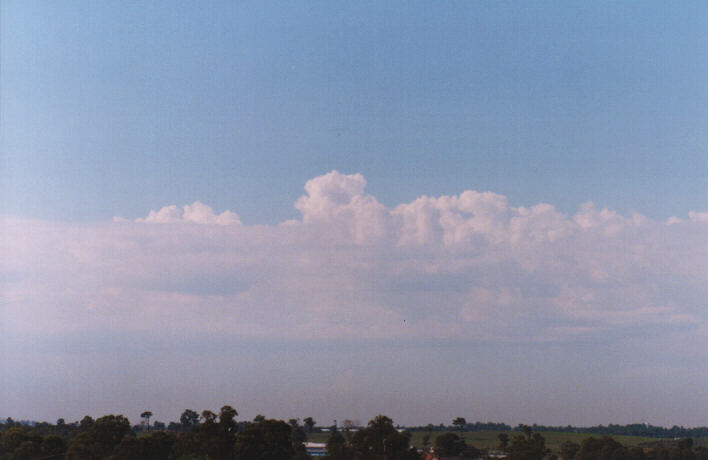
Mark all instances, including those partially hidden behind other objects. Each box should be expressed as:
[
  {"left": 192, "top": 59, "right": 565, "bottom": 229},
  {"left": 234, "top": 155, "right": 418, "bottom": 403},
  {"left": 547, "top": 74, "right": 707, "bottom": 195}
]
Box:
[
  {"left": 350, "top": 415, "right": 418, "bottom": 460},
  {"left": 179, "top": 409, "right": 200, "bottom": 431},
  {"left": 140, "top": 411, "right": 153, "bottom": 431},
  {"left": 218, "top": 405, "right": 238, "bottom": 434},
  {"left": 453, "top": 417, "right": 467, "bottom": 439},
  {"left": 303, "top": 417, "right": 316, "bottom": 435}
]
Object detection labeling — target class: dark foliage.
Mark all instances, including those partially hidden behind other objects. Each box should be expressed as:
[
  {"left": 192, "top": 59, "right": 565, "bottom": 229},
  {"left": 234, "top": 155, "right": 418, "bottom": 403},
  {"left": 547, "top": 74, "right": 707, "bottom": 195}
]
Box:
[
  {"left": 233, "top": 419, "right": 297, "bottom": 460},
  {"left": 64, "top": 415, "right": 132, "bottom": 460},
  {"left": 350, "top": 415, "right": 419, "bottom": 460},
  {"left": 507, "top": 430, "right": 549, "bottom": 460},
  {"left": 435, "top": 432, "right": 467, "bottom": 456},
  {"left": 2, "top": 412, "right": 708, "bottom": 460}
]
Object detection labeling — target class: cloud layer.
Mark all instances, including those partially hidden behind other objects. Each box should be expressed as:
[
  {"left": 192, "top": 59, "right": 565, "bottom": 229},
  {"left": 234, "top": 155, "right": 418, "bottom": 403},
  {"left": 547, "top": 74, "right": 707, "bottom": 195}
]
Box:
[{"left": 3, "top": 171, "right": 707, "bottom": 345}]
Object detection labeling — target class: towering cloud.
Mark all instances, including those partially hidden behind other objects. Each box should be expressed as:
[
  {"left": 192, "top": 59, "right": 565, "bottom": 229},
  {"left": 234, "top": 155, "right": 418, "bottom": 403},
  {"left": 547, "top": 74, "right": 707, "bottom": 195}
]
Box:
[{"left": 295, "top": 170, "right": 389, "bottom": 243}]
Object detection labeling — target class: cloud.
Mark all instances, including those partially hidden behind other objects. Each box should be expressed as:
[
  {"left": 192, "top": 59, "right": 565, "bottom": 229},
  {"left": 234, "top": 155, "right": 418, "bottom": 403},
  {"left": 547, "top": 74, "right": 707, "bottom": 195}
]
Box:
[
  {"left": 133, "top": 201, "right": 241, "bottom": 225},
  {"left": 2, "top": 171, "right": 707, "bottom": 345},
  {"left": 689, "top": 211, "right": 708, "bottom": 223},
  {"left": 294, "top": 170, "right": 389, "bottom": 243}
]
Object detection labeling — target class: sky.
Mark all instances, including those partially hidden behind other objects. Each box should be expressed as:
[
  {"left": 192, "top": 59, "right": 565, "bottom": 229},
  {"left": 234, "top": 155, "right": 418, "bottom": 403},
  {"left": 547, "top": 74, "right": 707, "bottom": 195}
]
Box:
[{"left": 1, "top": 1, "right": 707, "bottom": 428}]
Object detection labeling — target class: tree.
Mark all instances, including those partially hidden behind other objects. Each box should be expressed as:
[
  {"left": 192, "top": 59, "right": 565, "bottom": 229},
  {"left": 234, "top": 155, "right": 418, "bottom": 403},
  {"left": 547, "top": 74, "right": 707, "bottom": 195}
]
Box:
[
  {"left": 201, "top": 410, "right": 217, "bottom": 424},
  {"left": 219, "top": 405, "right": 238, "bottom": 434},
  {"left": 234, "top": 419, "right": 297, "bottom": 460},
  {"left": 559, "top": 440, "right": 580, "bottom": 460},
  {"left": 109, "top": 431, "right": 175, "bottom": 460},
  {"left": 65, "top": 414, "right": 133, "bottom": 460},
  {"left": 171, "top": 410, "right": 230, "bottom": 460},
  {"left": 12, "top": 440, "right": 42, "bottom": 460},
  {"left": 180, "top": 409, "right": 200, "bottom": 431},
  {"left": 108, "top": 435, "right": 142, "bottom": 459},
  {"left": 422, "top": 432, "right": 431, "bottom": 450},
  {"left": 303, "top": 417, "right": 316, "bottom": 435},
  {"left": 41, "top": 435, "right": 67, "bottom": 458},
  {"left": 350, "top": 415, "right": 418, "bottom": 460},
  {"left": 576, "top": 436, "right": 625, "bottom": 460},
  {"left": 141, "top": 411, "right": 153, "bottom": 431},
  {"left": 498, "top": 433, "right": 510, "bottom": 451},
  {"left": 139, "top": 431, "right": 175, "bottom": 460},
  {"left": 291, "top": 424, "right": 306, "bottom": 445},
  {"left": 453, "top": 417, "right": 467, "bottom": 439},
  {"left": 435, "top": 432, "right": 466, "bottom": 457},
  {"left": 254, "top": 414, "right": 266, "bottom": 423},
  {"left": 342, "top": 419, "right": 359, "bottom": 442},
  {"left": 342, "top": 419, "right": 359, "bottom": 431},
  {"left": 507, "top": 431, "right": 548, "bottom": 460},
  {"left": 327, "top": 428, "right": 352, "bottom": 460},
  {"left": 79, "top": 415, "right": 95, "bottom": 431},
  {"left": 520, "top": 424, "right": 533, "bottom": 439},
  {"left": 153, "top": 420, "right": 166, "bottom": 431},
  {"left": 0, "top": 428, "right": 43, "bottom": 459}
]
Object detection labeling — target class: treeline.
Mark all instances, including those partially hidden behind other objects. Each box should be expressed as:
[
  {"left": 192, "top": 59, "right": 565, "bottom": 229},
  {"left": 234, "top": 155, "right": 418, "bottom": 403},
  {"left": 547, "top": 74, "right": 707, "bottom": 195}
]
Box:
[
  {"left": 534, "top": 435, "right": 707, "bottom": 460},
  {"left": 409, "top": 421, "right": 708, "bottom": 440},
  {"left": 2, "top": 411, "right": 708, "bottom": 460},
  {"left": 423, "top": 428, "right": 708, "bottom": 460},
  {"left": 409, "top": 421, "right": 513, "bottom": 432},
  {"left": 498, "top": 429, "right": 708, "bottom": 460},
  {"left": 552, "top": 424, "right": 708, "bottom": 439},
  {"left": 0, "top": 409, "right": 422, "bottom": 460},
  {"left": 0, "top": 407, "right": 311, "bottom": 459}
]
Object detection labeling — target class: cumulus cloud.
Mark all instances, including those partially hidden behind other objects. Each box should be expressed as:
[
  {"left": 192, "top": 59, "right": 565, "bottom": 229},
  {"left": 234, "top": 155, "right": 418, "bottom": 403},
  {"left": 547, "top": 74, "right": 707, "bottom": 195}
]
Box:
[
  {"left": 133, "top": 201, "right": 241, "bottom": 225},
  {"left": 3, "top": 171, "right": 707, "bottom": 345},
  {"left": 295, "top": 170, "right": 389, "bottom": 243}
]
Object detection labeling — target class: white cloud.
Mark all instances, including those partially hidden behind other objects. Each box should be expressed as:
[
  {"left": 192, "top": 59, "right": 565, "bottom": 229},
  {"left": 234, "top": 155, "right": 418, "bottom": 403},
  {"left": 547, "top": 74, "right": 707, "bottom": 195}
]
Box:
[
  {"left": 689, "top": 210, "right": 708, "bottom": 223},
  {"left": 2, "top": 171, "right": 707, "bottom": 345},
  {"left": 294, "top": 170, "right": 389, "bottom": 243},
  {"left": 135, "top": 201, "right": 241, "bottom": 225}
]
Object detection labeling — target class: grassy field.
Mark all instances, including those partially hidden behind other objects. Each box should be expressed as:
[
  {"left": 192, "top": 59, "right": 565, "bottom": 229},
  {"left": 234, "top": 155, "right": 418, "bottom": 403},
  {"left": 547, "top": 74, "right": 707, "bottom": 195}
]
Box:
[{"left": 309, "top": 430, "right": 706, "bottom": 454}]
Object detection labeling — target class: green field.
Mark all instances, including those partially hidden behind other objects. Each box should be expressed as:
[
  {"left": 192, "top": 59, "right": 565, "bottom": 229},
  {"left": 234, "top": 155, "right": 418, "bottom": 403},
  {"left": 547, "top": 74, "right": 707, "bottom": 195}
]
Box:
[{"left": 309, "top": 430, "right": 707, "bottom": 454}]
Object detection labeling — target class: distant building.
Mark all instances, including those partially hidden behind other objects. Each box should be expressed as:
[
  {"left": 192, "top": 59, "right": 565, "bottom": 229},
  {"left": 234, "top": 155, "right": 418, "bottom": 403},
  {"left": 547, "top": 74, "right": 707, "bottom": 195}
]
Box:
[{"left": 304, "top": 442, "right": 328, "bottom": 457}]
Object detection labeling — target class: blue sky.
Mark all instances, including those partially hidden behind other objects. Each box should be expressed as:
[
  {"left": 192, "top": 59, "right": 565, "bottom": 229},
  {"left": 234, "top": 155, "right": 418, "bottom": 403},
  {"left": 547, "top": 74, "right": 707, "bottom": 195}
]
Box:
[
  {"left": 1, "top": 1, "right": 707, "bottom": 427},
  {"left": 3, "top": 1, "right": 706, "bottom": 223}
]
